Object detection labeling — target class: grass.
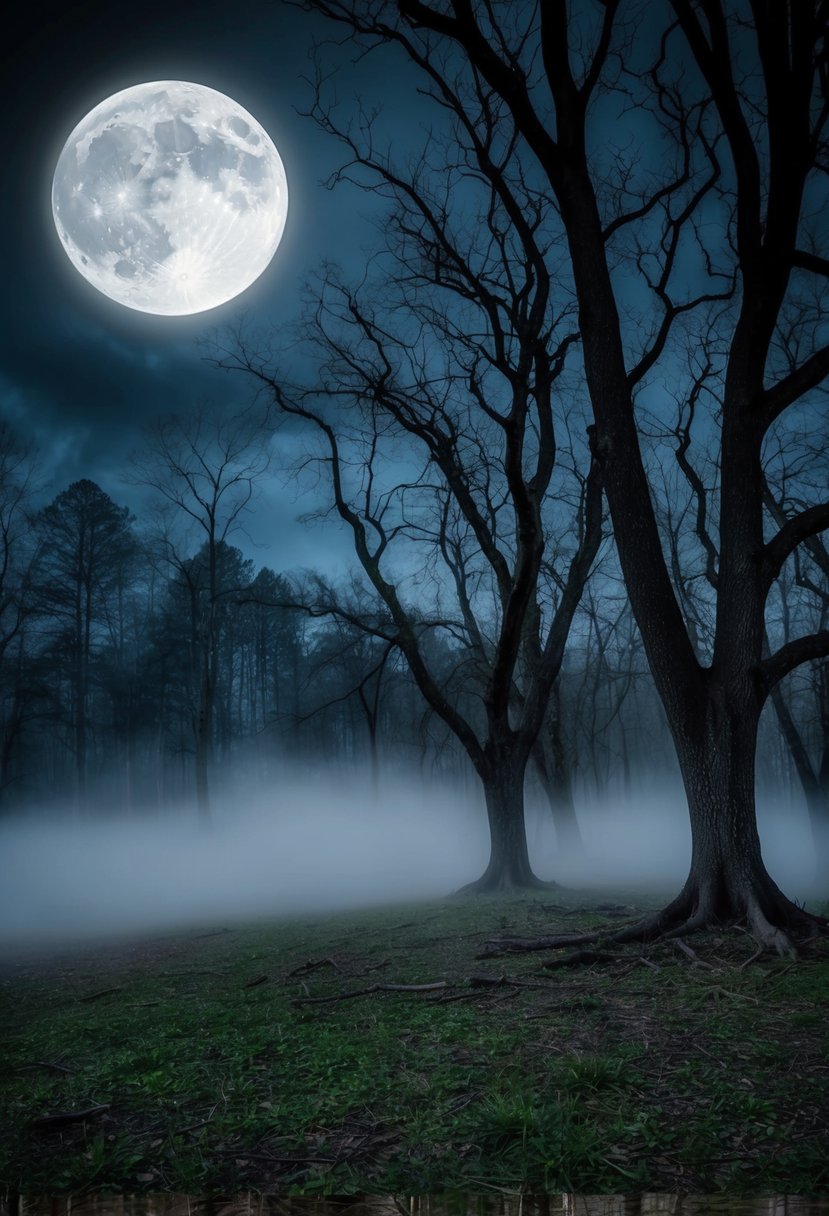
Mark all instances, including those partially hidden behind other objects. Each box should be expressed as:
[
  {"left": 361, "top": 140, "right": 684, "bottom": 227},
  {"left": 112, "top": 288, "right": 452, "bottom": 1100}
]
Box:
[{"left": 2, "top": 888, "right": 829, "bottom": 1196}]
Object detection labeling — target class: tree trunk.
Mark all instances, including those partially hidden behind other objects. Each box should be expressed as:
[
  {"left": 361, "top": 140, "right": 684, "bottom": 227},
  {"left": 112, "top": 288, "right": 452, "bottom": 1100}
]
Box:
[
  {"left": 625, "top": 699, "right": 820, "bottom": 953},
  {"left": 459, "top": 751, "right": 553, "bottom": 893},
  {"left": 195, "top": 658, "right": 213, "bottom": 829},
  {"left": 534, "top": 700, "right": 584, "bottom": 858},
  {"left": 805, "top": 790, "right": 829, "bottom": 890},
  {"left": 769, "top": 679, "right": 829, "bottom": 883}
]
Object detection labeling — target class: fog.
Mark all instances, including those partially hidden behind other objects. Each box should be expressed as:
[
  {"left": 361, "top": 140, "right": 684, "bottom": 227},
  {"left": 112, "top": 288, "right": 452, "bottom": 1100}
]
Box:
[{"left": 0, "top": 771, "right": 821, "bottom": 952}]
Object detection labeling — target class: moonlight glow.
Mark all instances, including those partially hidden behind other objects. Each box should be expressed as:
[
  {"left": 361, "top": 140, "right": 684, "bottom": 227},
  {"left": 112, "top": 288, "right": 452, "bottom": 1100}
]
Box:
[{"left": 52, "top": 81, "right": 288, "bottom": 316}]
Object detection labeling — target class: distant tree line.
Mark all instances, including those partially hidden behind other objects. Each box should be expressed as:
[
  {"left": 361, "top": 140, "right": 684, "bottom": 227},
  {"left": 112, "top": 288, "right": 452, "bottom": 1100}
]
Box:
[{"left": 0, "top": 417, "right": 825, "bottom": 884}]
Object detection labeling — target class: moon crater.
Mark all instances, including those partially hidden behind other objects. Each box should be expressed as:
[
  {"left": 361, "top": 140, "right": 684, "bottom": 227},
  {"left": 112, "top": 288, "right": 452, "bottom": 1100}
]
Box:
[{"left": 52, "top": 81, "right": 288, "bottom": 316}]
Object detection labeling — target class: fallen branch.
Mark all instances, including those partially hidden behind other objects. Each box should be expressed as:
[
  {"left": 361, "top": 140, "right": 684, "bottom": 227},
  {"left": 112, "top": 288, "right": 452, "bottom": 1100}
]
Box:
[
  {"left": 244, "top": 974, "right": 269, "bottom": 989},
  {"left": 78, "top": 987, "right": 122, "bottom": 1003},
  {"left": 477, "top": 933, "right": 593, "bottom": 959},
  {"left": 291, "top": 981, "right": 448, "bottom": 1007},
  {"left": 33, "top": 1104, "right": 110, "bottom": 1128}
]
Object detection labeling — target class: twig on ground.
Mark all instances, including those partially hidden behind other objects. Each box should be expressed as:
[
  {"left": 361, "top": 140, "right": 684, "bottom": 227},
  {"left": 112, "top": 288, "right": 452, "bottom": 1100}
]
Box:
[
  {"left": 287, "top": 957, "right": 344, "bottom": 977},
  {"left": 244, "top": 974, "right": 269, "bottom": 988},
  {"left": 78, "top": 987, "right": 122, "bottom": 1002},
  {"left": 16, "top": 1061, "right": 75, "bottom": 1075}
]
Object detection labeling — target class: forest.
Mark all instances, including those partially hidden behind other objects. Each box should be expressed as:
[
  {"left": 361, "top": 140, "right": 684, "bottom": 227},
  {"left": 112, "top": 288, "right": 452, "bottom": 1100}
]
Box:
[
  {"left": 0, "top": 421, "right": 826, "bottom": 882},
  {"left": 2, "top": 3, "right": 829, "bottom": 948},
  {"left": 2, "top": 0, "right": 829, "bottom": 1200}
]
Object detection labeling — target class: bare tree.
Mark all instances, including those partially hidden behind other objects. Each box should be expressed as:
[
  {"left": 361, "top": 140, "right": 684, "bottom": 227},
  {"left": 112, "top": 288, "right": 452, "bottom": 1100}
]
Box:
[
  {"left": 221, "top": 79, "right": 603, "bottom": 888},
  {"left": 130, "top": 403, "right": 271, "bottom": 825},
  {"left": 297, "top": 0, "right": 829, "bottom": 949},
  {"left": 292, "top": 610, "right": 396, "bottom": 795}
]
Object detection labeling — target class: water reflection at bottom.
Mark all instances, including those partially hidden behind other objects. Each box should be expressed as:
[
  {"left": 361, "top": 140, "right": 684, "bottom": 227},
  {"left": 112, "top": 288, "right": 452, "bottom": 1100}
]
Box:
[{"left": 3, "top": 1196, "right": 829, "bottom": 1216}]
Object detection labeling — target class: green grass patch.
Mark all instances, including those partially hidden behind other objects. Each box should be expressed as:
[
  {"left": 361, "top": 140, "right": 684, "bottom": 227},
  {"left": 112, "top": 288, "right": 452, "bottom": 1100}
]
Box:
[{"left": 2, "top": 889, "right": 829, "bottom": 1194}]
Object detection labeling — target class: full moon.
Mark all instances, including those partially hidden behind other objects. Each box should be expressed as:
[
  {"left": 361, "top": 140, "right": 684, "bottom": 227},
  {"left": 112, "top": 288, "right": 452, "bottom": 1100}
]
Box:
[{"left": 52, "top": 81, "right": 288, "bottom": 316}]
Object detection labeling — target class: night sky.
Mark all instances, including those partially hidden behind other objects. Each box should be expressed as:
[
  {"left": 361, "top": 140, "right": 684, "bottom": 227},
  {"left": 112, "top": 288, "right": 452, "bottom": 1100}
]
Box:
[{"left": 2, "top": 0, "right": 408, "bottom": 570}]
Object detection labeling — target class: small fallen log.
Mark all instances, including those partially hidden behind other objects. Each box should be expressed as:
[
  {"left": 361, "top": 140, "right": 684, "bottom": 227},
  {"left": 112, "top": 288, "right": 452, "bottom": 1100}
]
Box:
[
  {"left": 477, "top": 932, "right": 595, "bottom": 959},
  {"left": 33, "top": 1104, "right": 110, "bottom": 1129}
]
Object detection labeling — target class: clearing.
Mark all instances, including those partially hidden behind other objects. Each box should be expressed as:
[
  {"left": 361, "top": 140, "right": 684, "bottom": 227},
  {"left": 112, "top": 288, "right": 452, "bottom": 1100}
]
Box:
[{"left": 1, "top": 888, "right": 829, "bottom": 1195}]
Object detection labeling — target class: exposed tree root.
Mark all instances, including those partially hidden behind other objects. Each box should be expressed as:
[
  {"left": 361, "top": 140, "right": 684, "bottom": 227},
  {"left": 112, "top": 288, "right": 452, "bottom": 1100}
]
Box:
[
  {"left": 479, "top": 877, "right": 829, "bottom": 961},
  {"left": 673, "top": 938, "right": 714, "bottom": 968},
  {"left": 453, "top": 872, "right": 560, "bottom": 897}
]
